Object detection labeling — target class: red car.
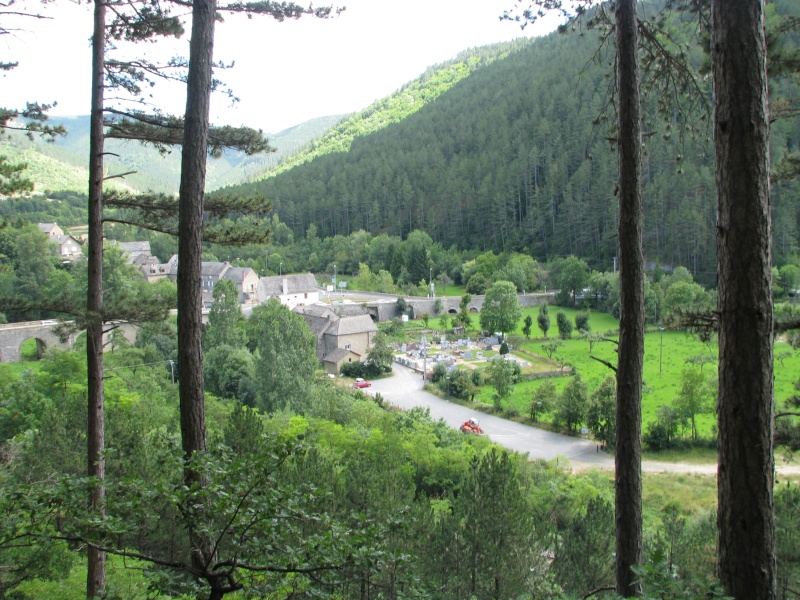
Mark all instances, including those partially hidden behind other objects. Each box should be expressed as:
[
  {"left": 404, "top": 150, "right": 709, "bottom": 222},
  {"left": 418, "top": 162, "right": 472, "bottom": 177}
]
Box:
[{"left": 353, "top": 378, "right": 372, "bottom": 389}]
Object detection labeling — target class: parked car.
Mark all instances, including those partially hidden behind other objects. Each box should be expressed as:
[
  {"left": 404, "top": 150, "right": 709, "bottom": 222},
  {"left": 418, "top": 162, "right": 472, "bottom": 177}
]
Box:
[{"left": 353, "top": 377, "right": 372, "bottom": 388}]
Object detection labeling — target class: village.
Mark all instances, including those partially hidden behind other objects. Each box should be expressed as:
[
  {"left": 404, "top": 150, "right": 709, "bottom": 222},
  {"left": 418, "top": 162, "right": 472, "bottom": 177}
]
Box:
[{"left": 30, "top": 222, "right": 561, "bottom": 378}]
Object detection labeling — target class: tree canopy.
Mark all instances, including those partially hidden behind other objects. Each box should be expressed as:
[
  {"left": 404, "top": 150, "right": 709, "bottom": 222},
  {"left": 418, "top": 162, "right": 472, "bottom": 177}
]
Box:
[{"left": 479, "top": 280, "right": 522, "bottom": 338}]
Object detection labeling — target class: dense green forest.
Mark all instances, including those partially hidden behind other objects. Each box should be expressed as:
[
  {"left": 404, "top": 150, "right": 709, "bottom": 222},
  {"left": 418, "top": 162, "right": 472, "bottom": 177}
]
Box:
[
  {"left": 218, "top": 1, "right": 799, "bottom": 287},
  {"left": 0, "top": 336, "right": 741, "bottom": 599}
]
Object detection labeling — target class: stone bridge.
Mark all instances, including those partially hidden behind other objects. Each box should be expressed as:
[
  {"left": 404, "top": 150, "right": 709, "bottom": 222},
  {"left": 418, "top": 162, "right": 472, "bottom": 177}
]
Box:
[
  {"left": 405, "top": 292, "right": 555, "bottom": 320},
  {"left": 0, "top": 320, "right": 141, "bottom": 363},
  {"left": 0, "top": 320, "right": 76, "bottom": 362},
  {"left": 339, "top": 292, "right": 556, "bottom": 323}
]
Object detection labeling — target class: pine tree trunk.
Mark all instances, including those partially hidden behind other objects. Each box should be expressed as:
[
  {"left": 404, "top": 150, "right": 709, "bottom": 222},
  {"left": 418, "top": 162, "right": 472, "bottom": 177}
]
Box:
[
  {"left": 178, "top": 0, "right": 213, "bottom": 464},
  {"left": 86, "top": 0, "right": 107, "bottom": 596},
  {"left": 614, "top": 0, "right": 644, "bottom": 595},
  {"left": 177, "top": 0, "right": 215, "bottom": 578},
  {"left": 712, "top": 1, "right": 776, "bottom": 598}
]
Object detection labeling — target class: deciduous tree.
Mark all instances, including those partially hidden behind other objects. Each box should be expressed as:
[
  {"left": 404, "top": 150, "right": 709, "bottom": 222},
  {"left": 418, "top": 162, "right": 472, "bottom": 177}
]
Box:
[
  {"left": 453, "top": 293, "right": 472, "bottom": 329},
  {"left": 486, "top": 357, "right": 518, "bottom": 409},
  {"left": 553, "top": 255, "right": 590, "bottom": 305},
  {"left": 204, "top": 278, "right": 246, "bottom": 350},
  {"left": 554, "top": 374, "right": 587, "bottom": 434},
  {"left": 673, "top": 365, "right": 712, "bottom": 441},
  {"left": 587, "top": 376, "right": 617, "bottom": 449},
  {"left": 479, "top": 280, "right": 521, "bottom": 339},
  {"left": 530, "top": 380, "right": 557, "bottom": 422},
  {"left": 366, "top": 331, "right": 393, "bottom": 373},
  {"left": 537, "top": 303, "right": 551, "bottom": 338},
  {"left": 247, "top": 298, "right": 317, "bottom": 413}
]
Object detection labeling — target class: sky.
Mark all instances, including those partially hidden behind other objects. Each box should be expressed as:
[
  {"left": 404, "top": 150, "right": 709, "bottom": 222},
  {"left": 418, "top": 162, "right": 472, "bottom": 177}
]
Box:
[{"left": 2, "top": 0, "right": 561, "bottom": 134}]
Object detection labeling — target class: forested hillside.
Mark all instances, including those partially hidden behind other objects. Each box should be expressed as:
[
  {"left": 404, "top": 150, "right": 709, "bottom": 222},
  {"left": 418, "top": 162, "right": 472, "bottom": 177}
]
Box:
[
  {"left": 0, "top": 114, "right": 345, "bottom": 194},
  {"left": 3, "top": 2, "right": 798, "bottom": 287},
  {"left": 223, "top": 8, "right": 800, "bottom": 286}
]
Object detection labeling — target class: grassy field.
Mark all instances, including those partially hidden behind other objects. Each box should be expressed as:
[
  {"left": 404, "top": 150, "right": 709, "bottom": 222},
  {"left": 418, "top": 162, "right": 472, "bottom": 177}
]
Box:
[{"left": 439, "top": 305, "right": 800, "bottom": 439}]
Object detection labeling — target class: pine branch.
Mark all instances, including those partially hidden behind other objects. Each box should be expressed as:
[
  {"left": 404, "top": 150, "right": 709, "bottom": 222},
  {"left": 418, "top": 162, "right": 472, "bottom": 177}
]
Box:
[
  {"left": 218, "top": 1, "right": 340, "bottom": 20},
  {"left": 775, "top": 412, "right": 800, "bottom": 420},
  {"left": 0, "top": 103, "right": 66, "bottom": 141},
  {"left": 103, "top": 190, "right": 272, "bottom": 245},
  {"left": 103, "top": 109, "right": 273, "bottom": 156}
]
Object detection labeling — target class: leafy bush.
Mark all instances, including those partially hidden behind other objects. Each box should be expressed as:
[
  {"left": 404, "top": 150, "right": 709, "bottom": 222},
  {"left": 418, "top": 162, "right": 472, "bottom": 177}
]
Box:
[
  {"left": 340, "top": 361, "right": 383, "bottom": 379},
  {"left": 466, "top": 272, "right": 490, "bottom": 295},
  {"left": 556, "top": 311, "right": 573, "bottom": 339},
  {"left": 430, "top": 362, "right": 448, "bottom": 383},
  {"left": 575, "top": 312, "right": 591, "bottom": 333},
  {"left": 383, "top": 317, "right": 405, "bottom": 336},
  {"left": 395, "top": 297, "right": 407, "bottom": 314}
]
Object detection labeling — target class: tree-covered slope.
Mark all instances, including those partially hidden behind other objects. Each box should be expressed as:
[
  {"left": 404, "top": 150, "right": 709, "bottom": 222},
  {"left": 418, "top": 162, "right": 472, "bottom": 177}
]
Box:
[
  {"left": 224, "top": 22, "right": 799, "bottom": 285},
  {"left": 261, "top": 40, "right": 533, "bottom": 177},
  {"left": 0, "top": 114, "right": 345, "bottom": 194}
]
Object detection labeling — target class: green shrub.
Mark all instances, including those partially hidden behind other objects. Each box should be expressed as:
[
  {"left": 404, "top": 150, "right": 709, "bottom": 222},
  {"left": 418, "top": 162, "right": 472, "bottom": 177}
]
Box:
[
  {"left": 575, "top": 312, "right": 590, "bottom": 333},
  {"left": 556, "top": 311, "right": 573, "bottom": 339},
  {"left": 340, "top": 361, "right": 383, "bottom": 379}
]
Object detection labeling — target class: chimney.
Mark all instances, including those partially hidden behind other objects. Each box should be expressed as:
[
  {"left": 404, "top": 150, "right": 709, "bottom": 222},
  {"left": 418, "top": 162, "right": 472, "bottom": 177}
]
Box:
[{"left": 282, "top": 277, "right": 288, "bottom": 295}]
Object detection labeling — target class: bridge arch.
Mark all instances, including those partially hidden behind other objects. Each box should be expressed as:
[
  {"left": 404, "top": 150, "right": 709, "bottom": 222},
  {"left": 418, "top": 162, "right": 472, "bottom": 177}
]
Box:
[
  {"left": 0, "top": 321, "right": 74, "bottom": 363},
  {"left": 19, "top": 336, "right": 49, "bottom": 360}
]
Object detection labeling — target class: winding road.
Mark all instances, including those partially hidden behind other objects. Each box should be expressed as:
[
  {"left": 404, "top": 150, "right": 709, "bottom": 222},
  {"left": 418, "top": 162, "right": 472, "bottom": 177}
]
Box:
[{"left": 370, "top": 364, "right": 799, "bottom": 476}]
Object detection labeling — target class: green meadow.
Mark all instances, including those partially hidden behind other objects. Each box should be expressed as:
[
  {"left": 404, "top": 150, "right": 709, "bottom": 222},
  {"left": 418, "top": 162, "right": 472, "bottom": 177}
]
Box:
[{"left": 465, "top": 305, "right": 800, "bottom": 439}]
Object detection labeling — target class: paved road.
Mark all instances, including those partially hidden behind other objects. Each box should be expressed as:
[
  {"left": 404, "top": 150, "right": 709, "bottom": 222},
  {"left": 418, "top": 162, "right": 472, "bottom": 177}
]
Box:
[
  {"left": 370, "top": 364, "right": 613, "bottom": 470},
  {"left": 370, "top": 364, "right": 800, "bottom": 476}
]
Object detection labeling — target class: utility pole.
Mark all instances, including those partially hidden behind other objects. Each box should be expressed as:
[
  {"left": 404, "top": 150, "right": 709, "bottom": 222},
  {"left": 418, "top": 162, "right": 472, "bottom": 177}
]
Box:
[{"left": 421, "top": 330, "right": 427, "bottom": 380}]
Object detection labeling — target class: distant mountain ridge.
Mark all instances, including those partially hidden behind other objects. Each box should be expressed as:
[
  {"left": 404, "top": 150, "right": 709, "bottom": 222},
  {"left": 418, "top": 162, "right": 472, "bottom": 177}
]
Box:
[
  {"left": 0, "top": 113, "right": 347, "bottom": 194},
  {"left": 0, "top": 39, "right": 532, "bottom": 195}
]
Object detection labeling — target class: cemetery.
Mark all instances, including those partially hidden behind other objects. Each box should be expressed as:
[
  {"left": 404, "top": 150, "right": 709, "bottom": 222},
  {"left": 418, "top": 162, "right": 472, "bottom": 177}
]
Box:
[{"left": 393, "top": 334, "right": 562, "bottom": 379}]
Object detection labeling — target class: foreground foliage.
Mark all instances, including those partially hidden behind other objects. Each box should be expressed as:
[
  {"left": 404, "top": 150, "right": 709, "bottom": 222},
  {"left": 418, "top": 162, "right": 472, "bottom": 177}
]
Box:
[{"left": 0, "top": 345, "right": 751, "bottom": 598}]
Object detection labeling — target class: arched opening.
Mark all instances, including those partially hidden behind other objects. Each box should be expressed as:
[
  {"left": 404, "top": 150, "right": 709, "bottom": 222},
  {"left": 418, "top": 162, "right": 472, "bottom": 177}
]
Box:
[
  {"left": 448, "top": 308, "right": 458, "bottom": 314},
  {"left": 469, "top": 307, "right": 479, "bottom": 313},
  {"left": 20, "top": 337, "right": 47, "bottom": 361}
]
